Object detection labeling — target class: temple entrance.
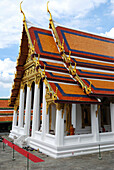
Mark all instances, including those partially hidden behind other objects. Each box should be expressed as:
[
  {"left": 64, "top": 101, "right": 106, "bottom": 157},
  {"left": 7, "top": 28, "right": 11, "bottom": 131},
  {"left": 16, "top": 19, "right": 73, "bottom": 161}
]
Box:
[
  {"left": 99, "top": 98, "right": 111, "bottom": 133},
  {"left": 30, "top": 81, "right": 35, "bottom": 136},
  {"left": 49, "top": 104, "right": 56, "bottom": 135},
  {"left": 39, "top": 79, "right": 43, "bottom": 131},
  {"left": 23, "top": 84, "right": 27, "bottom": 127},
  {"left": 16, "top": 106, "right": 19, "bottom": 126},
  {"left": 75, "top": 104, "right": 91, "bottom": 135}
]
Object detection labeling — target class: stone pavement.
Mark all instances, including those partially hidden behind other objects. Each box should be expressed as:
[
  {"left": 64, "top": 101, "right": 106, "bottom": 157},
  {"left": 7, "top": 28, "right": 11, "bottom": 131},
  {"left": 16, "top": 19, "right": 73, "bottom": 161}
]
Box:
[{"left": 0, "top": 135, "right": 114, "bottom": 170}]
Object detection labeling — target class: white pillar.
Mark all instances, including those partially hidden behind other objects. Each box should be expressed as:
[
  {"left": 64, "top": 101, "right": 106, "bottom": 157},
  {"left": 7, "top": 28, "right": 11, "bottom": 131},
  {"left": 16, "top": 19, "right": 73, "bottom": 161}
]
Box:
[
  {"left": 24, "top": 85, "right": 32, "bottom": 136},
  {"left": 55, "top": 108, "right": 64, "bottom": 146},
  {"left": 91, "top": 104, "right": 99, "bottom": 141},
  {"left": 76, "top": 104, "right": 82, "bottom": 132},
  {"left": 47, "top": 108, "right": 49, "bottom": 134},
  {"left": 71, "top": 104, "right": 76, "bottom": 129},
  {"left": 110, "top": 103, "right": 114, "bottom": 132},
  {"left": 12, "top": 110, "right": 17, "bottom": 127},
  {"left": 18, "top": 88, "right": 24, "bottom": 128},
  {"left": 32, "top": 83, "right": 40, "bottom": 137},
  {"left": 51, "top": 104, "right": 56, "bottom": 130},
  {"left": 41, "top": 82, "right": 47, "bottom": 140}
]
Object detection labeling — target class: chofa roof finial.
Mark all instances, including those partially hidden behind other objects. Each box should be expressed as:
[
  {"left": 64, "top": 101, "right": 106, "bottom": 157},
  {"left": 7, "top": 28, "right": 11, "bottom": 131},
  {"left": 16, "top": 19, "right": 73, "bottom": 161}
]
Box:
[
  {"left": 47, "top": 1, "right": 52, "bottom": 21},
  {"left": 20, "top": 1, "right": 25, "bottom": 22}
]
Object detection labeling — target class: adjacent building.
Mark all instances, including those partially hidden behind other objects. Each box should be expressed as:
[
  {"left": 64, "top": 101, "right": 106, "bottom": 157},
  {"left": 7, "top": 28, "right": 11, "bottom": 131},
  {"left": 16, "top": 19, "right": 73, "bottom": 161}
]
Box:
[{"left": 0, "top": 98, "right": 13, "bottom": 132}]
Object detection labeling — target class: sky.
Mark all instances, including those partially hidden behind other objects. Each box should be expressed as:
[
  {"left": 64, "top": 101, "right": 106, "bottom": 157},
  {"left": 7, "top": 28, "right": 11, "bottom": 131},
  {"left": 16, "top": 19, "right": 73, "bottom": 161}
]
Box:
[{"left": 0, "top": 0, "right": 114, "bottom": 98}]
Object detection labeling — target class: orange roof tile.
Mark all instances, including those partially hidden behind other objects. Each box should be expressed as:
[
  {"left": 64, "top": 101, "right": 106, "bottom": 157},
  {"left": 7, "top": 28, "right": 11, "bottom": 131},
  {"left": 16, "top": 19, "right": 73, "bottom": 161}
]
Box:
[
  {"left": 49, "top": 82, "right": 99, "bottom": 103},
  {"left": 29, "top": 27, "right": 62, "bottom": 60},
  {"left": 56, "top": 26, "right": 114, "bottom": 62}
]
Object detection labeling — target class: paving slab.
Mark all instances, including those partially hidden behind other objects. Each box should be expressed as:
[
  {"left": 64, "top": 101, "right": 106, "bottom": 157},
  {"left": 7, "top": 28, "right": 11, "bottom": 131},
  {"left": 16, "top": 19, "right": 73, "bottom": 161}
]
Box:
[{"left": 0, "top": 135, "right": 114, "bottom": 170}]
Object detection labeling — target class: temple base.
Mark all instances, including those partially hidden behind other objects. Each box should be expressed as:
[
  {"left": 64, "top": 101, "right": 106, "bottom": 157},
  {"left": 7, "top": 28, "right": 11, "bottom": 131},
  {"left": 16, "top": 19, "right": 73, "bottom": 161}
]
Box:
[{"left": 26, "top": 135, "right": 114, "bottom": 158}]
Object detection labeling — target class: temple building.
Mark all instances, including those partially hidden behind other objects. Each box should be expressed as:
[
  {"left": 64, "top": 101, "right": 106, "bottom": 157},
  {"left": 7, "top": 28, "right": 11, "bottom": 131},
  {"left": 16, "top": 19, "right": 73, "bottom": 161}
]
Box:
[
  {"left": 0, "top": 98, "right": 13, "bottom": 132},
  {"left": 9, "top": 2, "right": 114, "bottom": 158}
]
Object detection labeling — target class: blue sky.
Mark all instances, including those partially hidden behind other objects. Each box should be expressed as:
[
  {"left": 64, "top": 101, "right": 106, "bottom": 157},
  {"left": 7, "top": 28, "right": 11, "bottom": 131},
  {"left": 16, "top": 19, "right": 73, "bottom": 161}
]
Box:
[{"left": 0, "top": 0, "right": 114, "bottom": 98}]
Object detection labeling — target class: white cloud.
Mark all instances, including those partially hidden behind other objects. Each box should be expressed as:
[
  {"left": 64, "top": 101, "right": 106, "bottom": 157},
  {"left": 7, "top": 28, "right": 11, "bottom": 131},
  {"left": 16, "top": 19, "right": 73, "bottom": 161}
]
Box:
[
  {"left": 0, "top": 0, "right": 108, "bottom": 49},
  {"left": 110, "top": 0, "right": 114, "bottom": 16},
  {"left": 0, "top": 58, "right": 16, "bottom": 88},
  {"left": 100, "top": 27, "right": 114, "bottom": 38},
  {"left": 0, "top": 0, "right": 22, "bottom": 48},
  {"left": 48, "top": 0, "right": 108, "bottom": 19}
]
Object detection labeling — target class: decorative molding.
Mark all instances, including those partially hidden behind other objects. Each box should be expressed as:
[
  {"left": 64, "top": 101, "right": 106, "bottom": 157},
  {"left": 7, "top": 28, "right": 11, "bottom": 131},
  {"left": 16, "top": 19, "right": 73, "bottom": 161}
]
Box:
[
  {"left": 27, "top": 81, "right": 32, "bottom": 90},
  {"left": 14, "top": 93, "right": 20, "bottom": 111},
  {"left": 20, "top": 82, "right": 25, "bottom": 91},
  {"left": 96, "top": 104, "right": 100, "bottom": 117},
  {"left": 47, "top": 2, "right": 92, "bottom": 96},
  {"left": 35, "top": 76, "right": 41, "bottom": 88},
  {"left": 66, "top": 104, "right": 72, "bottom": 131},
  {"left": 56, "top": 103, "right": 65, "bottom": 119}
]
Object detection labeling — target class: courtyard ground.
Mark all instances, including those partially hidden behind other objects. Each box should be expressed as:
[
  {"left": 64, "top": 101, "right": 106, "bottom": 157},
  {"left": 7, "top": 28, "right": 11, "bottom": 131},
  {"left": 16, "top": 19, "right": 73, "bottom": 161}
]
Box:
[{"left": 0, "top": 135, "right": 114, "bottom": 170}]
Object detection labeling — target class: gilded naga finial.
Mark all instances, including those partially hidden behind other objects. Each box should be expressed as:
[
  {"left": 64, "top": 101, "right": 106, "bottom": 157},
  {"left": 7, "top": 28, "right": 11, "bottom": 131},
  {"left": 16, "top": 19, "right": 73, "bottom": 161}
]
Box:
[
  {"left": 72, "top": 62, "right": 76, "bottom": 76},
  {"left": 42, "top": 64, "right": 46, "bottom": 79},
  {"left": 66, "top": 51, "right": 71, "bottom": 63},
  {"left": 36, "top": 54, "right": 40, "bottom": 67},
  {"left": 47, "top": 1, "right": 52, "bottom": 21},
  {"left": 52, "top": 87, "right": 58, "bottom": 100},
  {"left": 69, "top": 63, "right": 72, "bottom": 72},
  {"left": 87, "top": 81, "right": 92, "bottom": 94},
  {"left": 20, "top": 1, "right": 25, "bottom": 22}
]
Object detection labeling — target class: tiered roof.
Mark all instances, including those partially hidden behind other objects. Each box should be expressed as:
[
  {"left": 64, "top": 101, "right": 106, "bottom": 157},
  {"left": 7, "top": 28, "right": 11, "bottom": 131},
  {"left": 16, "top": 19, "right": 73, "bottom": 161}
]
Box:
[
  {"left": 9, "top": 3, "right": 114, "bottom": 107},
  {"left": 56, "top": 26, "right": 114, "bottom": 97}
]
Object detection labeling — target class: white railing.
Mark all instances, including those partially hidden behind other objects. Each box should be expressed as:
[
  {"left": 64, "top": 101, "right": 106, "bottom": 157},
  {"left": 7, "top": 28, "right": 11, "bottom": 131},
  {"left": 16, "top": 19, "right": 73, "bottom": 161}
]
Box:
[
  {"left": 64, "top": 134, "right": 94, "bottom": 146},
  {"left": 19, "top": 127, "right": 24, "bottom": 135},
  {"left": 34, "top": 131, "right": 42, "bottom": 140},
  {"left": 45, "top": 134, "right": 55, "bottom": 145},
  {"left": 99, "top": 132, "right": 114, "bottom": 142}
]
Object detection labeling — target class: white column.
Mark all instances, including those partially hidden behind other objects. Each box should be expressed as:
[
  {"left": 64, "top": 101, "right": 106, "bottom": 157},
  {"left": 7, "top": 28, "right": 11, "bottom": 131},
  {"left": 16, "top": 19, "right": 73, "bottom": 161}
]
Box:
[
  {"left": 110, "top": 103, "right": 114, "bottom": 132},
  {"left": 41, "top": 82, "right": 47, "bottom": 140},
  {"left": 55, "top": 108, "right": 64, "bottom": 146},
  {"left": 24, "top": 85, "right": 32, "bottom": 136},
  {"left": 32, "top": 83, "right": 40, "bottom": 137},
  {"left": 51, "top": 104, "right": 56, "bottom": 130},
  {"left": 71, "top": 104, "right": 76, "bottom": 128},
  {"left": 76, "top": 104, "right": 82, "bottom": 132},
  {"left": 91, "top": 104, "right": 99, "bottom": 141},
  {"left": 47, "top": 108, "right": 49, "bottom": 134},
  {"left": 18, "top": 88, "right": 24, "bottom": 128},
  {"left": 12, "top": 110, "right": 17, "bottom": 127}
]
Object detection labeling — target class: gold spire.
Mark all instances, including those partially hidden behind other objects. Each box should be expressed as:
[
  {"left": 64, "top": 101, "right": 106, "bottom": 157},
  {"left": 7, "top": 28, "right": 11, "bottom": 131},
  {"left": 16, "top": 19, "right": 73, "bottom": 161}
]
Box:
[
  {"left": 47, "top": 1, "right": 52, "bottom": 21},
  {"left": 47, "top": 1, "right": 92, "bottom": 95},
  {"left": 20, "top": 1, "right": 25, "bottom": 22},
  {"left": 20, "top": 1, "right": 34, "bottom": 51}
]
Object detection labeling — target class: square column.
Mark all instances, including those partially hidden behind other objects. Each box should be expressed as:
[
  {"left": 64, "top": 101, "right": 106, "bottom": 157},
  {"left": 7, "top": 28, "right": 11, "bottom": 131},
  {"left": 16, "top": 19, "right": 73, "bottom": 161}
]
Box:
[
  {"left": 18, "top": 88, "right": 24, "bottom": 128},
  {"left": 76, "top": 104, "right": 82, "bottom": 132},
  {"left": 24, "top": 85, "right": 32, "bottom": 136},
  {"left": 110, "top": 103, "right": 114, "bottom": 132},
  {"left": 91, "top": 104, "right": 99, "bottom": 141},
  {"left": 55, "top": 107, "right": 64, "bottom": 146},
  {"left": 32, "top": 83, "right": 40, "bottom": 137},
  {"left": 12, "top": 110, "right": 17, "bottom": 128},
  {"left": 51, "top": 104, "right": 56, "bottom": 131},
  {"left": 41, "top": 82, "right": 47, "bottom": 139},
  {"left": 71, "top": 104, "right": 76, "bottom": 129}
]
